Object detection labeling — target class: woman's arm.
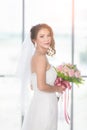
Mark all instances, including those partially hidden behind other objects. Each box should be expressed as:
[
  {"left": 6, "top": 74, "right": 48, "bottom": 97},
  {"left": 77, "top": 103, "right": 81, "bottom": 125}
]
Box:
[{"left": 34, "top": 55, "right": 65, "bottom": 93}]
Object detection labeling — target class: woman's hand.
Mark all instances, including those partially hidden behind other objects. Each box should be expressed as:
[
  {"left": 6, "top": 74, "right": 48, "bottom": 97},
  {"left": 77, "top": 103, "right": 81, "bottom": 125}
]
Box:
[{"left": 55, "top": 85, "right": 66, "bottom": 93}]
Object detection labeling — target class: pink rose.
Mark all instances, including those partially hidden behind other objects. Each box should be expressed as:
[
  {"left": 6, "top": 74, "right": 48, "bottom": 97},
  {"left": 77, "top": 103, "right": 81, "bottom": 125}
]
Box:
[
  {"left": 57, "top": 65, "right": 63, "bottom": 71},
  {"left": 63, "top": 66, "right": 70, "bottom": 74},
  {"left": 75, "top": 71, "right": 81, "bottom": 78},
  {"left": 68, "top": 69, "right": 75, "bottom": 77}
]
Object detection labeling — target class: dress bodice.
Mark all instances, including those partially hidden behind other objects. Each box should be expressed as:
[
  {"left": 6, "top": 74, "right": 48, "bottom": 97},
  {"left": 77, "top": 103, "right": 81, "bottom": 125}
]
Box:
[{"left": 31, "top": 66, "right": 57, "bottom": 91}]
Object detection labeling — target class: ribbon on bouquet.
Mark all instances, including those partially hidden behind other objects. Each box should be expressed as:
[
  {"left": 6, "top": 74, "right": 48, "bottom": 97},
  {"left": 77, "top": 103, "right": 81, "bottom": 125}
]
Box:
[
  {"left": 54, "top": 77, "right": 71, "bottom": 124},
  {"left": 63, "top": 89, "right": 70, "bottom": 124}
]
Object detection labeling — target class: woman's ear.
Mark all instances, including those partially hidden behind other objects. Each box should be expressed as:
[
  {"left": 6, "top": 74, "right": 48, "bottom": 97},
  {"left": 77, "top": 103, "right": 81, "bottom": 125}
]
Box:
[
  {"left": 32, "top": 39, "right": 35, "bottom": 43},
  {"left": 35, "top": 42, "right": 37, "bottom": 48},
  {"left": 32, "top": 39, "right": 37, "bottom": 47}
]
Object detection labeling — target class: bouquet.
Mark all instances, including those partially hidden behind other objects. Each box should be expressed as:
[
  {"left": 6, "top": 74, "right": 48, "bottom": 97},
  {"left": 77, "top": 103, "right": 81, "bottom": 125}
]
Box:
[
  {"left": 54, "top": 63, "right": 84, "bottom": 87},
  {"left": 54, "top": 63, "right": 84, "bottom": 124}
]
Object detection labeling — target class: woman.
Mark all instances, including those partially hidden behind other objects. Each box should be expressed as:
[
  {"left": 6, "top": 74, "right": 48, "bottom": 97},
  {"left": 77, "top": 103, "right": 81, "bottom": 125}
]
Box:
[{"left": 21, "top": 23, "right": 66, "bottom": 130}]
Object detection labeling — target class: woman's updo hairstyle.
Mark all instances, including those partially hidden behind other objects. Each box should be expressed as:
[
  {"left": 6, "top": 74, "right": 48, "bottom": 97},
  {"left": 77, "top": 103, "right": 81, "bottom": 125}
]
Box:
[{"left": 30, "top": 23, "right": 56, "bottom": 56}]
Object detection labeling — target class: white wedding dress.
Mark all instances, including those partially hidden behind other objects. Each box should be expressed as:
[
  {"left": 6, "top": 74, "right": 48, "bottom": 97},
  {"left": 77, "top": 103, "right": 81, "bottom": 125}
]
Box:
[{"left": 21, "top": 66, "right": 59, "bottom": 130}]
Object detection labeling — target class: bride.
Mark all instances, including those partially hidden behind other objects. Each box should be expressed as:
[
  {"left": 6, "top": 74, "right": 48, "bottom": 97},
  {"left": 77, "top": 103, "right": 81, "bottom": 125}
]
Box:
[{"left": 18, "top": 23, "right": 66, "bottom": 130}]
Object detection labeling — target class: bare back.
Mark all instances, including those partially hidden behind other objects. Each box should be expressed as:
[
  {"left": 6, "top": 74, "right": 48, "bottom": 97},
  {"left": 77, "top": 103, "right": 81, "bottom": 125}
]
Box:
[{"left": 31, "top": 53, "right": 51, "bottom": 74}]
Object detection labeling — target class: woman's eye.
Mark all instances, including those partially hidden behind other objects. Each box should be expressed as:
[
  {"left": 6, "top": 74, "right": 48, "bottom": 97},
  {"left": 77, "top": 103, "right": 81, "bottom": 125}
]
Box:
[
  {"left": 39, "top": 34, "right": 51, "bottom": 38},
  {"left": 47, "top": 34, "right": 51, "bottom": 37},
  {"left": 40, "top": 35, "right": 44, "bottom": 38}
]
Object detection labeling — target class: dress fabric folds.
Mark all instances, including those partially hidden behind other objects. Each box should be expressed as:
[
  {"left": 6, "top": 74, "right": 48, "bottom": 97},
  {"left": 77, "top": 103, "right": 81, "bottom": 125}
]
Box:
[{"left": 21, "top": 66, "right": 59, "bottom": 130}]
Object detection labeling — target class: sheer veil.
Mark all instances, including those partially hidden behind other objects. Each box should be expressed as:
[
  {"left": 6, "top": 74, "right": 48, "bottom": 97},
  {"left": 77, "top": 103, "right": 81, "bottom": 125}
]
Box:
[
  {"left": 17, "top": 33, "right": 34, "bottom": 87},
  {"left": 16, "top": 33, "right": 35, "bottom": 116}
]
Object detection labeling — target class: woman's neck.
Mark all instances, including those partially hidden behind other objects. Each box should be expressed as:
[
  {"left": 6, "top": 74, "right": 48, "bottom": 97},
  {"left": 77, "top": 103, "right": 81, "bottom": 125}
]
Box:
[{"left": 35, "top": 47, "right": 47, "bottom": 55}]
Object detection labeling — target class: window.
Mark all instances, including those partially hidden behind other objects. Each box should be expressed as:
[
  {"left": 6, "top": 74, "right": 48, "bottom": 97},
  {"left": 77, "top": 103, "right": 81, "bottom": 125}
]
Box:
[
  {"left": 0, "top": 0, "right": 87, "bottom": 130},
  {"left": 0, "top": 0, "right": 22, "bottom": 130}
]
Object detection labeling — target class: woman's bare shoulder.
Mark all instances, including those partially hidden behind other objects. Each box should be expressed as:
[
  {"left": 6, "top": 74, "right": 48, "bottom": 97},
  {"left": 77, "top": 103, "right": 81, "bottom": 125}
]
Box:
[{"left": 31, "top": 54, "right": 47, "bottom": 73}]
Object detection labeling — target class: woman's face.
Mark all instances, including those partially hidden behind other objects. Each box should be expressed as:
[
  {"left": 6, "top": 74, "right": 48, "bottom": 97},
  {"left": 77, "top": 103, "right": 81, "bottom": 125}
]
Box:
[{"left": 34, "top": 28, "right": 52, "bottom": 49}]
